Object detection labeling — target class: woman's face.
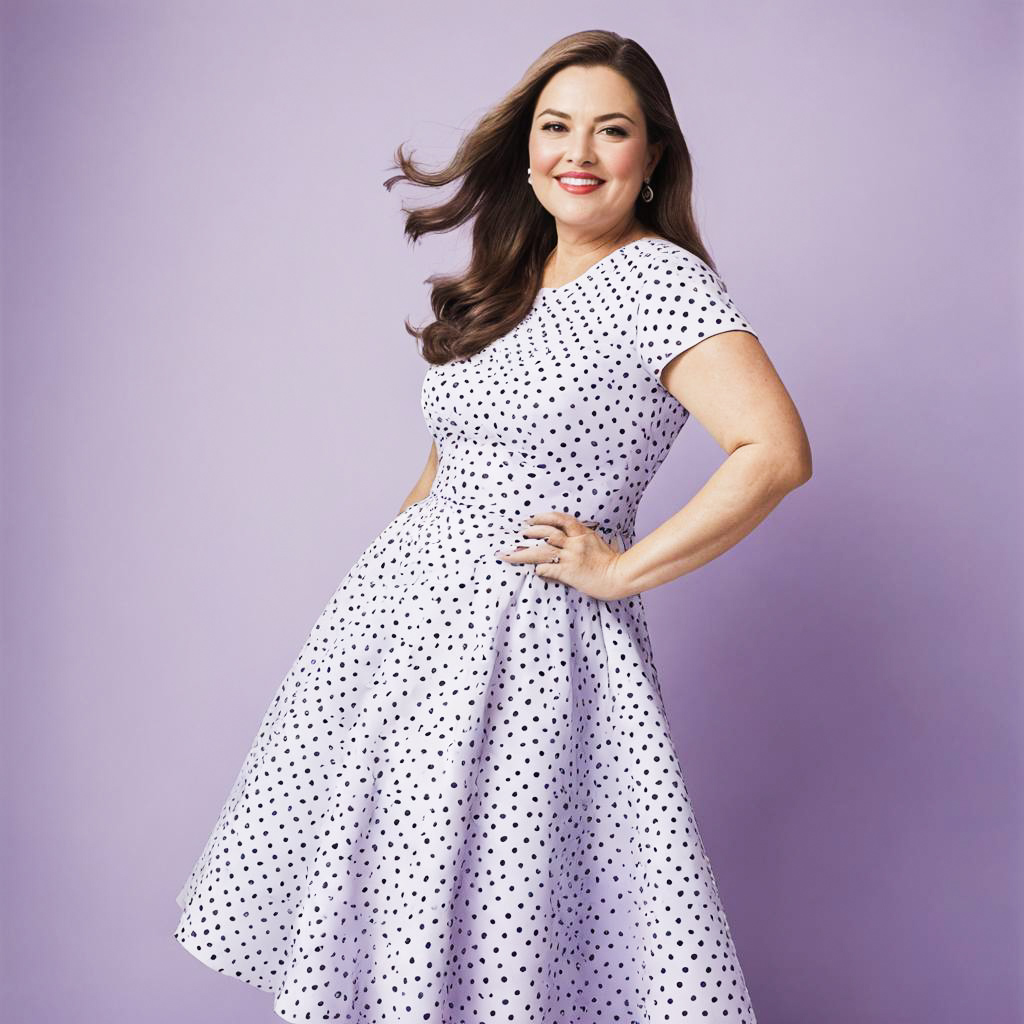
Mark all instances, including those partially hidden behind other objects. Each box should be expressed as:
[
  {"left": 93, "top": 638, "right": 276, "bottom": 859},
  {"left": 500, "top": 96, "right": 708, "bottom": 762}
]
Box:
[{"left": 528, "top": 64, "right": 660, "bottom": 238}]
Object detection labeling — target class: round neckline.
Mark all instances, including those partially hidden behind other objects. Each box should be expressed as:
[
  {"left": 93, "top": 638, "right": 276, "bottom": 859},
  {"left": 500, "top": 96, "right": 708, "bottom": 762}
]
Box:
[{"left": 537, "top": 235, "right": 665, "bottom": 295}]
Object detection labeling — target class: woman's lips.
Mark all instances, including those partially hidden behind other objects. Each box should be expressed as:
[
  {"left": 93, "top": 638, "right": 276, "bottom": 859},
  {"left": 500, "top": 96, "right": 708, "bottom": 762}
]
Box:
[{"left": 556, "top": 176, "right": 604, "bottom": 195}]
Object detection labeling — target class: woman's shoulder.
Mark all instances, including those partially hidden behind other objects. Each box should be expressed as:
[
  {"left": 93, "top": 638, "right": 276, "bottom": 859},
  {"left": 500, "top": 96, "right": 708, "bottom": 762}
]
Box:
[
  {"left": 628, "top": 237, "right": 732, "bottom": 303},
  {"left": 635, "top": 235, "right": 714, "bottom": 274}
]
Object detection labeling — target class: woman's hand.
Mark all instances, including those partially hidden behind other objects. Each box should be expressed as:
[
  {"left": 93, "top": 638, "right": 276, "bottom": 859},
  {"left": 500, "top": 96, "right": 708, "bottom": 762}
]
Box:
[{"left": 495, "top": 511, "right": 629, "bottom": 601}]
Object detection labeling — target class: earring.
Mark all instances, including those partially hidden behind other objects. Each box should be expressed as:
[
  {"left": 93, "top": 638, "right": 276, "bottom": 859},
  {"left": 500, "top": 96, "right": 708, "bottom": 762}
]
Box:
[
  {"left": 640, "top": 177, "right": 654, "bottom": 203},
  {"left": 527, "top": 167, "right": 532, "bottom": 183}
]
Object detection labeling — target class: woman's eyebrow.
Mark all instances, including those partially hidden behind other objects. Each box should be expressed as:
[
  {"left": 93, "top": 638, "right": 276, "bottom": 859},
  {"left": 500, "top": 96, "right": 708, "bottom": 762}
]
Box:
[{"left": 534, "top": 108, "right": 636, "bottom": 125}]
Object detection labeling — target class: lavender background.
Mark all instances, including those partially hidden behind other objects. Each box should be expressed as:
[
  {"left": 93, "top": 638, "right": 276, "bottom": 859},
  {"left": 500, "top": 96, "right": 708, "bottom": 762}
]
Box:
[{"left": 2, "top": 2, "right": 1021, "bottom": 1022}]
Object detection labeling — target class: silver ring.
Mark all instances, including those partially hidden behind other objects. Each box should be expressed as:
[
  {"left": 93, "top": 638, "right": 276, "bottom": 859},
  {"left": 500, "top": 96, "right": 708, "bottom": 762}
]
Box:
[{"left": 550, "top": 555, "right": 560, "bottom": 564}]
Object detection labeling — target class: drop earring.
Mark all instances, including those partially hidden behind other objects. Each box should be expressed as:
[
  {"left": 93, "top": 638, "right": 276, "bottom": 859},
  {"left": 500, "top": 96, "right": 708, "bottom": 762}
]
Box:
[
  {"left": 527, "top": 167, "right": 532, "bottom": 183},
  {"left": 640, "top": 177, "right": 654, "bottom": 203}
]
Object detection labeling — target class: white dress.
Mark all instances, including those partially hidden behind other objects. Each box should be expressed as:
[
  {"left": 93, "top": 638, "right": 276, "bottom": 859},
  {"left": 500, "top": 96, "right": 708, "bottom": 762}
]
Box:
[{"left": 174, "top": 235, "right": 760, "bottom": 1023}]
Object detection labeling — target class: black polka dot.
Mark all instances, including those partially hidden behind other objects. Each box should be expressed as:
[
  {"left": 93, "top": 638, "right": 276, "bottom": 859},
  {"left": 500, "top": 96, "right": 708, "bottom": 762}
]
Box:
[{"left": 174, "top": 236, "right": 759, "bottom": 1022}]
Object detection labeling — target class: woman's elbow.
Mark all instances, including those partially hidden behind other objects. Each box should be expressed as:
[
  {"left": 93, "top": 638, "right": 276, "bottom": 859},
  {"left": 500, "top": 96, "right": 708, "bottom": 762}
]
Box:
[{"left": 781, "top": 438, "right": 813, "bottom": 489}]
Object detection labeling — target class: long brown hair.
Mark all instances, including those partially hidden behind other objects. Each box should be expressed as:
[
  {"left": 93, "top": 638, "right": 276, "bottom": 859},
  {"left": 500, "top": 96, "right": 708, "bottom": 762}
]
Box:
[{"left": 384, "top": 29, "right": 718, "bottom": 366}]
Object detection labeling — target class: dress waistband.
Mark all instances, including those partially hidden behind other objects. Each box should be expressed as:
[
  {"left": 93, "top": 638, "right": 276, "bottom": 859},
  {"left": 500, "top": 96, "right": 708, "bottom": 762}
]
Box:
[{"left": 425, "top": 489, "right": 634, "bottom": 551}]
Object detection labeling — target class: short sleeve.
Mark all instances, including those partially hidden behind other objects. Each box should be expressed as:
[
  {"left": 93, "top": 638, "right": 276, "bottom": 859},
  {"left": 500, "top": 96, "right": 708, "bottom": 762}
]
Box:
[{"left": 633, "top": 249, "right": 758, "bottom": 385}]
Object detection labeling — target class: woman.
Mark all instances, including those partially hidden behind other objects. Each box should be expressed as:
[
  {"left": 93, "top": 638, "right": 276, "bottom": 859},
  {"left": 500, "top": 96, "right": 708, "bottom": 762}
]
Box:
[{"left": 174, "top": 29, "right": 811, "bottom": 1024}]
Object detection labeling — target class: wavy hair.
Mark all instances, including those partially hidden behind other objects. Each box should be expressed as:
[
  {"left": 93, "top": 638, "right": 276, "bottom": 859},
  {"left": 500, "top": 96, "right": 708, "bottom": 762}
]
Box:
[{"left": 384, "top": 29, "right": 718, "bottom": 366}]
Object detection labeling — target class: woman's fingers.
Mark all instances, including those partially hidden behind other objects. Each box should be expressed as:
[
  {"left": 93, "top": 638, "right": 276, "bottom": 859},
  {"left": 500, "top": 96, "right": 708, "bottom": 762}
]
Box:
[
  {"left": 527, "top": 510, "right": 592, "bottom": 538},
  {"left": 496, "top": 537, "right": 561, "bottom": 563},
  {"left": 496, "top": 511, "right": 615, "bottom": 566}
]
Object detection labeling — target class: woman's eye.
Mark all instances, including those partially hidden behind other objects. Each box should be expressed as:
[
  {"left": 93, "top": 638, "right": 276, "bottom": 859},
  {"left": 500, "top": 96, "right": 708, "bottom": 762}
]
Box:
[{"left": 540, "top": 122, "right": 628, "bottom": 137}]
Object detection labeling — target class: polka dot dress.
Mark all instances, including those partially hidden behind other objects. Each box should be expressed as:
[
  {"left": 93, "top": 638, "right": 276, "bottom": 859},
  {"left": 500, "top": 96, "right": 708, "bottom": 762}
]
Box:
[{"left": 173, "top": 236, "right": 760, "bottom": 1023}]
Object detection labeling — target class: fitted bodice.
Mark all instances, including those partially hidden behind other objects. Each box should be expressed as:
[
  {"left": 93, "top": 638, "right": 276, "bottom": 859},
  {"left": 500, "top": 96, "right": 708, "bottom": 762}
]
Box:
[{"left": 419, "top": 236, "right": 757, "bottom": 548}]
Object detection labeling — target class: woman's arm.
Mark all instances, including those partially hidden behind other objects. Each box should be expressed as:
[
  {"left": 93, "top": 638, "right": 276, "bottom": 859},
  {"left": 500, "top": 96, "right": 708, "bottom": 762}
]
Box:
[
  {"left": 397, "top": 440, "right": 439, "bottom": 516},
  {"left": 614, "top": 330, "right": 812, "bottom": 597}
]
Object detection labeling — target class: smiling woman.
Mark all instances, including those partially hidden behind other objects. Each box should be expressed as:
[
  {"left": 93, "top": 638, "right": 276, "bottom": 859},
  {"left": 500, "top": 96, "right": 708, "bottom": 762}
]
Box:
[{"left": 173, "top": 27, "right": 807, "bottom": 1024}]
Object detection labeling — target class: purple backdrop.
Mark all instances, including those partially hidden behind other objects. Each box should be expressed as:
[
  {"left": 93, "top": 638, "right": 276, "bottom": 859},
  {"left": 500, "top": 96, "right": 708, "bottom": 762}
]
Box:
[{"left": 2, "top": 2, "right": 1021, "bottom": 1022}]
